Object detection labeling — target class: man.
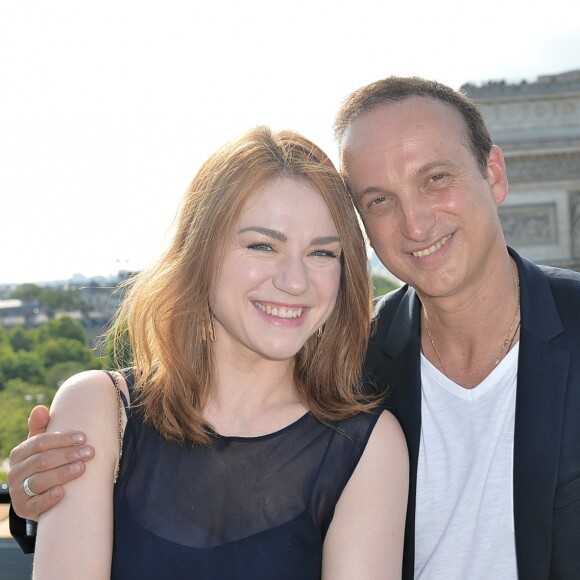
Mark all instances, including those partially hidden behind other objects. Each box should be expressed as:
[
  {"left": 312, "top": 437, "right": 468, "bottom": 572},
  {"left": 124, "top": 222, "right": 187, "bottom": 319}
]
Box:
[{"left": 8, "top": 77, "right": 580, "bottom": 578}]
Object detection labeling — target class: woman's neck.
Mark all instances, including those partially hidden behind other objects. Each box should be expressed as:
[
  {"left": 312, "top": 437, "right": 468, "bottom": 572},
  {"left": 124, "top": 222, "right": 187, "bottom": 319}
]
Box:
[{"left": 203, "top": 353, "right": 305, "bottom": 437}]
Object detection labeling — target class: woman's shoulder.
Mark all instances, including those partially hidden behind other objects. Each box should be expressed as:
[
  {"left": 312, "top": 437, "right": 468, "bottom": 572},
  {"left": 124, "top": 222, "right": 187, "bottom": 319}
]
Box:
[
  {"left": 334, "top": 408, "right": 401, "bottom": 442},
  {"left": 360, "top": 409, "right": 408, "bottom": 474},
  {"left": 52, "top": 369, "right": 130, "bottom": 408},
  {"left": 47, "top": 370, "right": 128, "bottom": 478},
  {"left": 372, "top": 409, "right": 404, "bottom": 441}
]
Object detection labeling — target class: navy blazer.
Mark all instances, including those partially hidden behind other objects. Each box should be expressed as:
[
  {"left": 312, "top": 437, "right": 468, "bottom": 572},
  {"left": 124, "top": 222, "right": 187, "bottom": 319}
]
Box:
[{"left": 367, "top": 247, "right": 580, "bottom": 579}]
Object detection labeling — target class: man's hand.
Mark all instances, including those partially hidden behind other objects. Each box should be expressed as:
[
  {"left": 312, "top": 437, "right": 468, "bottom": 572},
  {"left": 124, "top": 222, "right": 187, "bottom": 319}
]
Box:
[{"left": 8, "top": 405, "right": 94, "bottom": 521}]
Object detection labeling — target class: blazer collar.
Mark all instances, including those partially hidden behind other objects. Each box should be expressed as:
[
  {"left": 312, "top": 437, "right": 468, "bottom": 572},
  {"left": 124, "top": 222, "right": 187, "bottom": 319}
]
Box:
[
  {"left": 509, "top": 247, "right": 569, "bottom": 578},
  {"left": 382, "top": 285, "right": 421, "bottom": 359},
  {"left": 510, "top": 246, "right": 563, "bottom": 341}
]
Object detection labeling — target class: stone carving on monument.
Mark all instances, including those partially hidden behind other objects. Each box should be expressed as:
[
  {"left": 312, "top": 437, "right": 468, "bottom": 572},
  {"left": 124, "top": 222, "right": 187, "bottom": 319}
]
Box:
[
  {"left": 571, "top": 191, "right": 580, "bottom": 260},
  {"left": 463, "top": 69, "right": 580, "bottom": 271},
  {"left": 499, "top": 204, "right": 558, "bottom": 247}
]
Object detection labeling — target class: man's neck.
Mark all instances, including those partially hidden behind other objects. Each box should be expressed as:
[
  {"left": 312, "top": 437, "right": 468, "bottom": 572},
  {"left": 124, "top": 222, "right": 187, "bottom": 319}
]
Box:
[{"left": 418, "top": 256, "right": 520, "bottom": 388}]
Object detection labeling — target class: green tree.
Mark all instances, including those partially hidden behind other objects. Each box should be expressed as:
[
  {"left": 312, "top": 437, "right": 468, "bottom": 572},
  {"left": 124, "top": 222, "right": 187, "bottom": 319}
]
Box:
[
  {"left": 0, "top": 351, "right": 45, "bottom": 386},
  {"left": 10, "top": 283, "right": 43, "bottom": 301},
  {"left": 38, "top": 338, "right": 97, "bottom": 368},
  {"left": 0, "top": 379, "right": 54, "bottom": 459},
  {"left": 0, "top": 325, "right": 9, "bottom": 345},
  {"left": 9, "top": 325, "right": 35, "bottom": 351},
  {"left": 37, "top": 288, "right": 84, "bottom": 311},
  {"left": 371, "top": 274, "right": 401, "bottom": 298},
  {"left": 0, "top": 316, "right": 103, "bottom": 461},
  {"left": 45, "top": 361, "right": 88, "bottom": 389},
  {"left": 37, "top": 316, "right": 87, "bottom": 345},
  {"left": 10, "top": 284, "right": 85, "bottom": 312}
]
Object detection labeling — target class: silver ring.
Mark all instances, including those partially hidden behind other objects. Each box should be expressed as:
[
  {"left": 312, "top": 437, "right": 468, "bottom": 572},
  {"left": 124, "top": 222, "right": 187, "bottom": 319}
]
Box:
[{"left": 23, "top": 477, "right": 38, "bottom": 498}]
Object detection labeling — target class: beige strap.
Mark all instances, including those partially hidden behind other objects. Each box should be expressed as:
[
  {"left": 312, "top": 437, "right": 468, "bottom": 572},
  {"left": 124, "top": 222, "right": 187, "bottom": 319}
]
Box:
[{"left": 109, "top": 371, "right": 124, "bottom": 483}]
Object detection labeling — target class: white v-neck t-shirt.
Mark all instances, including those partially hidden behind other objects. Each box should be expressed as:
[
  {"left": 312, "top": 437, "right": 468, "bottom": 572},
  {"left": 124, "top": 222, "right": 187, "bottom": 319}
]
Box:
[{"left": 414, "top": 344, "right": 519, "bottom": 579}]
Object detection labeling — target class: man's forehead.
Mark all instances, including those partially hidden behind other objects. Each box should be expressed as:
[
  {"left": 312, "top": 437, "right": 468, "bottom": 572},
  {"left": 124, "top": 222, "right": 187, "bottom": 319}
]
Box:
[
  {"left": 340, "top": 98, "right": 469, "bottom": 171},
  {"left": 342, "top": 97, "right": 463, "bottom": 145}
]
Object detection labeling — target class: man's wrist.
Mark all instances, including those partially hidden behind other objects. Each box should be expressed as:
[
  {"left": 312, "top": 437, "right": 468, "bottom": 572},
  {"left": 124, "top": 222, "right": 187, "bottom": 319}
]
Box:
[{"left": 26, "top": 519, "right": 38, "bottom": 536}]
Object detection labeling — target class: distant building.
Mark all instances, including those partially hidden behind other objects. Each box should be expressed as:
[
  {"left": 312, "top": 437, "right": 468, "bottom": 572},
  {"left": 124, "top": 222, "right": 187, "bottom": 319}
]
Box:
[
  {"left": 463, "top": 69, "right": 580, "bottom": 271},
  {"left": 0, "top": 273, "right": 132, "bottom": 350},
  {"left": 0, "top": 299, "right": 47, "bottom": 329}
]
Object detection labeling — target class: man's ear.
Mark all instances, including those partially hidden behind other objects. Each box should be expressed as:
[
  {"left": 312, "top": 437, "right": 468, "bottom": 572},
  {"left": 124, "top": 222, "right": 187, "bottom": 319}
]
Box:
[{"left": 487, "top": 145, "right": 508, "bottom": 206}]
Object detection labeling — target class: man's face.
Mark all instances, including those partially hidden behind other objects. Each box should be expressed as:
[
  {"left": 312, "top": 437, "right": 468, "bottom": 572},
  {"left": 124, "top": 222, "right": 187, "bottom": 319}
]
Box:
[{"left": 340, "top": 97, "right": 508, "bottom": 301}]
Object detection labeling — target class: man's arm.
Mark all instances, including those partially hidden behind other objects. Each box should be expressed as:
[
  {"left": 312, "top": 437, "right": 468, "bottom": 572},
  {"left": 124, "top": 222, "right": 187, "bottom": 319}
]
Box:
[
  {"left": 8, "top": 504, "right": 36, "bottom": 553},
  {"left": 8, "top": 405, "right": 94, "bottom": 552}
]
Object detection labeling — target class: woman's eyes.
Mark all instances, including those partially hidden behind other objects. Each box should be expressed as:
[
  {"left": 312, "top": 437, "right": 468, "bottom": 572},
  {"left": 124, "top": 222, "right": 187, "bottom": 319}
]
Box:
[
  {"left": 246, "top": 243, "right": 339, "bottom": 259},
  {"left": 247, "top": 243, "right": 274, "bottom": 252},
  {"left": 310, "top": 250, "right": 339, "bottom": 259}
]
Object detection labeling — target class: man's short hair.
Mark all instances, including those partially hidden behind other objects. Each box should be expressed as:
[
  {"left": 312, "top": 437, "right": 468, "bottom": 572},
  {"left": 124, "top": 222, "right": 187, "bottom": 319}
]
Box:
[{"left": 334, "top": 76, "right": 493, "bottom": 177}]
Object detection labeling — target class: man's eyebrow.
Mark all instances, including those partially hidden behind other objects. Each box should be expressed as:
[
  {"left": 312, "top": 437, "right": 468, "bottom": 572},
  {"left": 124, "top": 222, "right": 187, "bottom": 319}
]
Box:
[
  {"left": 417, "top": 160, "right": 456, "bottom": 175},
  {"left": 238, "top": 226, "right": 287, "bottom": 241}
]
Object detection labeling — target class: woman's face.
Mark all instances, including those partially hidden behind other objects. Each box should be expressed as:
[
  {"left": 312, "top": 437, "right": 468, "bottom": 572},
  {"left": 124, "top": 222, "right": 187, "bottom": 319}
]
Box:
[{"left": 210, "top": 176, "right": 342, "bottom": 363}]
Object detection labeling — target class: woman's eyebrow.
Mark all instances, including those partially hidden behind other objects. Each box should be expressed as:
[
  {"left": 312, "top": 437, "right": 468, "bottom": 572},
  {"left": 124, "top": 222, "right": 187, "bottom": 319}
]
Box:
[
  {"left": 312, "top": 236, "right": 340, "bottom": 245},
  {"left": 238, "top": 226, "right": 286, "bottom": 241},
  {"left": 238, "top": 228, "right": 340, "bottom": 246}
]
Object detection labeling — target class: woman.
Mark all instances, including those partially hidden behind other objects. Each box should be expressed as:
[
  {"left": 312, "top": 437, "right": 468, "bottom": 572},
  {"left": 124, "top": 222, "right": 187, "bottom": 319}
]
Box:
[{"left": 32, "top": 127, "right": 408, "bottom": 579}]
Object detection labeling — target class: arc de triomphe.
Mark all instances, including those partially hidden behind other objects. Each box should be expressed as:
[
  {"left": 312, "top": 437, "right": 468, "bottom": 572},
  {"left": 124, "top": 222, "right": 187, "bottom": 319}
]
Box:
[{"left": 463, "top": 69, "right": 580, "bottom": 272}]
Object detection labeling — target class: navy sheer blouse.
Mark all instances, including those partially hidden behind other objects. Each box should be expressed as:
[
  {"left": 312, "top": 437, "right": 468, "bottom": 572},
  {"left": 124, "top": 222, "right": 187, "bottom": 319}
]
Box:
[{"left": 111, "top": 374, "right": 381, "bottom": 579}]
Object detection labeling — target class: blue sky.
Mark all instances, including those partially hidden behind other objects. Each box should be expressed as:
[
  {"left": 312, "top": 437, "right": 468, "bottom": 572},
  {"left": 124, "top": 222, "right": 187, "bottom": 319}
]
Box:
[{"left": 2, "top": 0, "right": 579, "bottom": 284}]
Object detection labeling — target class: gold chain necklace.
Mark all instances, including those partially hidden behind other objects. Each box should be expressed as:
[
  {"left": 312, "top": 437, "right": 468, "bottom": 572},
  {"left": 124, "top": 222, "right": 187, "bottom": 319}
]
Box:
[{"left": 423, "top": 270, "right": 521, "bottom": 378}]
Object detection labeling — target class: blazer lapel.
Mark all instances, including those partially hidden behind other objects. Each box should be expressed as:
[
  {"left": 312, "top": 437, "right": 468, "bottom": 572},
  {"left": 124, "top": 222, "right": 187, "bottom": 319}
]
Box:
[
  {"left": 511, "top": 251, "right": 570, "bottom": 578},
  {"left": 373, "top": 287, "right": 422, "bottom": 578},
  {"left": 381, "top": 289, "right": 423, "bottom": 471}
]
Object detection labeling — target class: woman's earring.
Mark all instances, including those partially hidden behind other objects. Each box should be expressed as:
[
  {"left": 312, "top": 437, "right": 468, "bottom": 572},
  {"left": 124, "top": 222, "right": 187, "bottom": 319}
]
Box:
[
  {"left": 208, "top": 314, "right": 216, "bottom": 343},
  {"left": 201, "top": 311, "right": 216, "bottom": 343},
  {"left": 317, "top": 326, "right": 323, "bottom": 340}
]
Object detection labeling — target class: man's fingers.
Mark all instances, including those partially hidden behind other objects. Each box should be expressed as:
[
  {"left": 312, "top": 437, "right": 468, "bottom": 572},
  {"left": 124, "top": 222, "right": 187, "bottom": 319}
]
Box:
[
  {"left": 22, "top": 485, "right": 66, "bottom": 520},
  {"left": 9, "top": 461, "right": 88, "bottom": 520},
  {"left": 7, "top": 435, "right": 94, "bottom": 519},
  {"left": 28, "top": 405, "right": 51, "bottom": 436},
  {"left": 9, "top": 460, "right": 88, "bottom": 520},
  {"left": 9, "top": 431, "right": 88, "bottom": 466},
  {"left": 7, "top": 416, "right": 94, "bottom": 520},
  {"left": 22, "top": 461, "right": 86, "bottom": 497}
]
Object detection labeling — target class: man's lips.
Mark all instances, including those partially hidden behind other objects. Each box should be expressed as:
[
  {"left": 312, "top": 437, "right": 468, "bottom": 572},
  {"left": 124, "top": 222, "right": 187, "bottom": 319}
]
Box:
[{"left": 411, "top": 234, "right": 452, "bottom": 258}]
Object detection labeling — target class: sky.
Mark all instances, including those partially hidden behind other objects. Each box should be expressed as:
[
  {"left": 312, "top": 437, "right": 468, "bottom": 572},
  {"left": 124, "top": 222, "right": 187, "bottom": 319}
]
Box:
[{"left": 1, "top": 0, "right": 579, "bottom": 285}]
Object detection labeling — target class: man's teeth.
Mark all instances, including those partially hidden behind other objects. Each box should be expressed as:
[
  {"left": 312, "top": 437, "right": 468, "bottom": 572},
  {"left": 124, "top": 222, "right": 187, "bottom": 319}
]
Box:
[
  {"left": 255, "top": 302, "right": 303, "bottom": 318},
  {"left": 413, "top": 235, "right": 451, "bottom": 258}
]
